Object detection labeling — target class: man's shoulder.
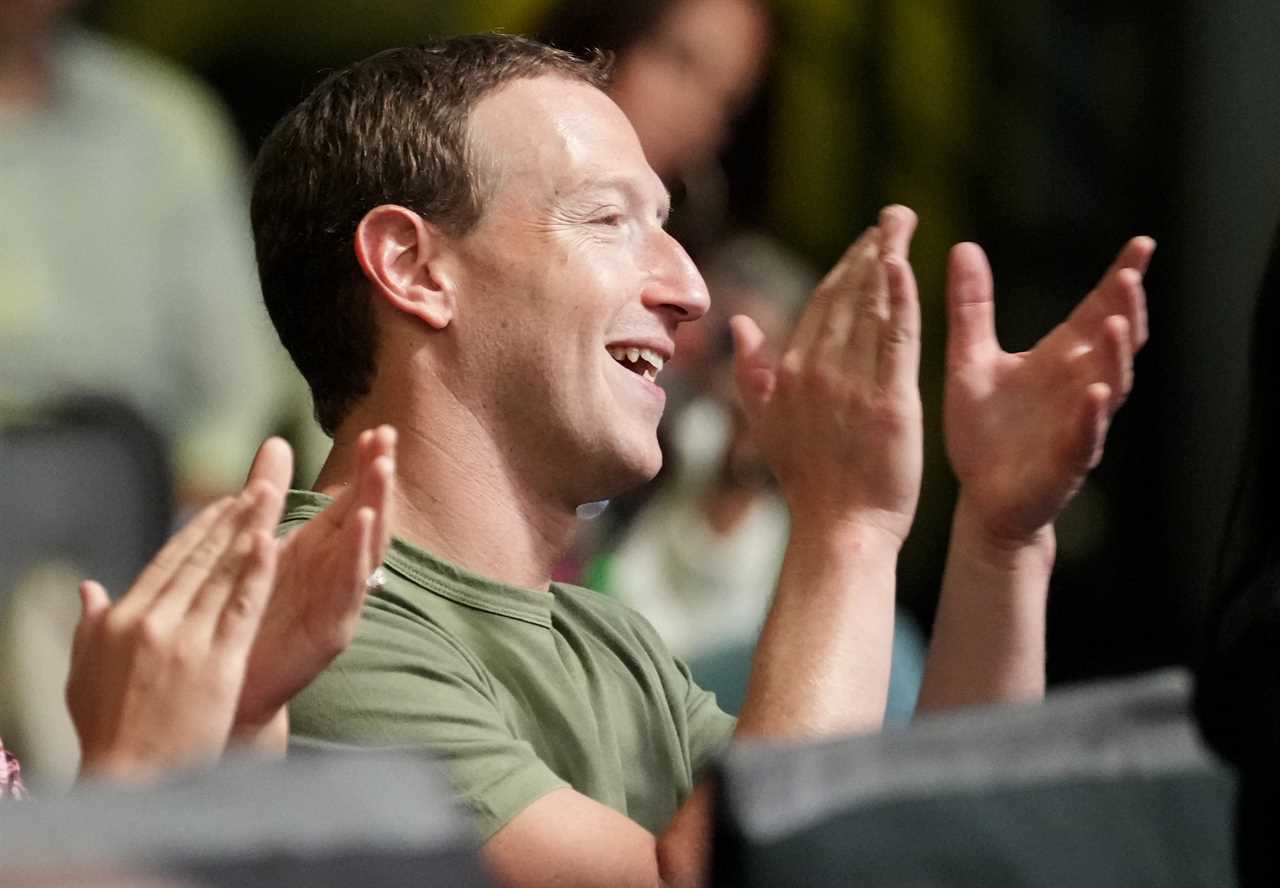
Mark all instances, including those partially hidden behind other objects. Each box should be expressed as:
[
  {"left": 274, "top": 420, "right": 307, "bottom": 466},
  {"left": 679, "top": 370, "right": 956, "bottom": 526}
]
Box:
[{"left": 550, "top": 581, "right": 674, "bottom": 654}]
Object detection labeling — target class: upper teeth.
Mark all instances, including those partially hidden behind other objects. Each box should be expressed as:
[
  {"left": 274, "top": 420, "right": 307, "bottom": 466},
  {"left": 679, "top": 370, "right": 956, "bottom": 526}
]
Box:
[{"left": 608, "top": 346, "right": 665, "bottom": 375}]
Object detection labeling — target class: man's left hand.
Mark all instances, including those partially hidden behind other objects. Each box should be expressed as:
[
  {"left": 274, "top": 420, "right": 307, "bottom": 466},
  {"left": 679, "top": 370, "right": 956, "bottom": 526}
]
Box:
[{"left": 943, "top": 237, "right": 1154, "bottom": 550}]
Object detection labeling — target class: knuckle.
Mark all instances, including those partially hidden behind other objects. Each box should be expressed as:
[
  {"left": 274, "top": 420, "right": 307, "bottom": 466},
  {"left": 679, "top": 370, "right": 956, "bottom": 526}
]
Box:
[
  {"left": 136, "top": 613, "right": 171, "bottom": 651},
  {"left": 778, "top": 351, "right": 805, "bottom": 383},
  {"left": 170, "top": 640, "right": 200, "bottom": 671},
  {"left": 220, "top": 590, "right": 261, "bottom": 627},
  {"left": 881, "top": 323, "right": 913, "bottom": 348},
  {"left": 810, "top": 364, "right": 844, "bottom": 396}
]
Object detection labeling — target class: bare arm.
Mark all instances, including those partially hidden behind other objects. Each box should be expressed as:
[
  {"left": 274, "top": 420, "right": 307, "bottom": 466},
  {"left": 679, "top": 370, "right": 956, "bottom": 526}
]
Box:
[
  {"left": 919, "top": 237, "right": 1154, "bottom": 710},
  {"left": 483, "top": 207, "right": 924, "bottom": 887}
]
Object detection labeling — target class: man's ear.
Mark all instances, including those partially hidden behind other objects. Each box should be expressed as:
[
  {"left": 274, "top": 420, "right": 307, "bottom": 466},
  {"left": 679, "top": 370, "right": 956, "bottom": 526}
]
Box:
[{"left": 354, "top": 205, "right": 456, "bottom": 330}]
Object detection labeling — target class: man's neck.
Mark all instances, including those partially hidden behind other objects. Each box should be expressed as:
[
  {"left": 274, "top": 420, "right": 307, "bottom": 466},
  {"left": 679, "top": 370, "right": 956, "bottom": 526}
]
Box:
[{"left": 316, "top": 394, "right": 579, "bottom": 592}]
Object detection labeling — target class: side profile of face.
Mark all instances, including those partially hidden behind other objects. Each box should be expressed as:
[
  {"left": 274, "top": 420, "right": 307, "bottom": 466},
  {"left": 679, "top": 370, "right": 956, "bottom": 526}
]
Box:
[
  {"left": 443, "top": 75, "right": 710, "bottom": 506},
  {"left": 608, "top": 0, "right": 770, "bottom": 179}
]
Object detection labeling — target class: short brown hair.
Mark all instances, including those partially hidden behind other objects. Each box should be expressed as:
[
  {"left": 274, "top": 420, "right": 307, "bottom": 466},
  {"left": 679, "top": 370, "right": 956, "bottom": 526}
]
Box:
[{"left": 251, "top": 34, "right": 610, "bottom": 435}]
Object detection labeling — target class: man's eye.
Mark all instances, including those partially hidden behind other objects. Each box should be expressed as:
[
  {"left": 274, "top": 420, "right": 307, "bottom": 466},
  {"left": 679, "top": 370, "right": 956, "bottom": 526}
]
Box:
[{"left": 593, "top": 214, "right": 623, "bottom": 227}]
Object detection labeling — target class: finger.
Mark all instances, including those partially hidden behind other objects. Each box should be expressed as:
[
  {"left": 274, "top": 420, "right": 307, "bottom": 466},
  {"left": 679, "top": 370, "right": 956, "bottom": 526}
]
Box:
[
  {"left": 322, "top": 507, "right": 376, "bottom": 656},
  {"left": 114, "top": 496, "right": 237, "bottom": 619},
  {"left": 214, "top": 530, "right": 278, "bottom": 653},
  {"left": 1068, "top": 267, "right": 1148, "bottom": 352},
  {"left": 147, "top": 489, "right": 257, "bottom": 627},
  {"left": 317, "top": 429, "right": 376, "bottom": 533},
  {"left": 245, "top": 474, "right": 287, "bottom": 539},
  {"left": 1094, "top": 315, "right": 1133, "bottom": 411},
  {"left": 878, "top": 205, "right": 918, "bottom": 260},
  {"left": 79, "top": 579, "right": 111, "bottom": 623},
  {"left": 1066, "top": 382, "right": 1113, "bottom": 474},
  {"left": 878, "top": 254, "right": 922, "bottom": 394},
  {"left": 791, "top": 228, "right": 877, "bottom": 356},
  {"left": 70, "top": 580, "right": 111, "bottom": 668},
  {"left": 363, "top": 425, "right": 398, "bottom": 563},
  {"left": 187, "top": 482, "right": 282, "bottom": 631},
  {"left": 245, "top": 436, "right": 294, "bottom": 493},
  {"left": 946, "top": 243, "right": 1000, "bottom": 370},
  {"left": 730, "top": 314, "right": 776, "bottom": 426},
  {"left": 347, "top": 506, "right": 375, "bottom": 600},
  {"left": 1103, "top": 235, "right": 1157, "bottom": 280},
  {"left": 359, "top": 453, "right": 396, "bottom": 570},
  {"left": 849, "top": 249, "right": 891, "bottom": 379}
]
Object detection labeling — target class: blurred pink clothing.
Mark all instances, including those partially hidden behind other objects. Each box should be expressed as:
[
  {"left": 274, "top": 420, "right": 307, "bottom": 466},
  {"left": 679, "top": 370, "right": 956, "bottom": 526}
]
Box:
[{"left": 1, "top": 737, "right": 29, "bottom": 799}]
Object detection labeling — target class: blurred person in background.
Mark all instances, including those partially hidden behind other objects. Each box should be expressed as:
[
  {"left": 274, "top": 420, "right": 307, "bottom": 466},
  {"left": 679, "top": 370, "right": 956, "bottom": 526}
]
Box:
[
  {"left": 537, "top": 0, "right": 771, "bottom": 259},
  {"left": 601, "top": 234, "right": 925, "bottom": 715},
  {"left": 1195, "top": 217, "right": 1280, "bottom": 887},
  {"left": 535, "top": 0, "right": 774, "bottom": 579},
  {"left": 0, "top": 0, "right": 310, "bottom": 786},
  {"left": 0, "top": 0, "right": 292, "bottom": 504}
]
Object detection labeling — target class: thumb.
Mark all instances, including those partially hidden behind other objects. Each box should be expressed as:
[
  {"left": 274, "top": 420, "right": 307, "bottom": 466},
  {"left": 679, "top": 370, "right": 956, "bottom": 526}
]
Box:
[
  {"left": 70, "top": 580, "right": 110, "bottom": 663},
  {"left": 246, "top": 436, "right": 294, "bottom": 492},
  {"left": 729, "top": 314, "right": 775, "bottom": 426},
  {"left": 946, "top": 243, "right": 999, "bottom": 369}
]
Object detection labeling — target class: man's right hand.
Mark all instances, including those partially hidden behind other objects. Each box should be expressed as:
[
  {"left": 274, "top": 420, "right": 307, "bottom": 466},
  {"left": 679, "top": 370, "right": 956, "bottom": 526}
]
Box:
[{"left": 729, "top": 205, "right": 923, "bottom": 546}]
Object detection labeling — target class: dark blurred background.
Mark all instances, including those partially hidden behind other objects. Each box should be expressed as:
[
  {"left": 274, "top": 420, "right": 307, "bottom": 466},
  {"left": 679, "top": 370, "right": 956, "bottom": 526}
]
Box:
[{"left": 4, "top": 0, "right": 1280, "bottom": 781}]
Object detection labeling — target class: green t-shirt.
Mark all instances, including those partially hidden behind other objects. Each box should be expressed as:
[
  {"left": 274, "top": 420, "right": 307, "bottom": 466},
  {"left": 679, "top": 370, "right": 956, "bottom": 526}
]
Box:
[{"left": 284, "top": 491, "right": 737, "bottom": 841}]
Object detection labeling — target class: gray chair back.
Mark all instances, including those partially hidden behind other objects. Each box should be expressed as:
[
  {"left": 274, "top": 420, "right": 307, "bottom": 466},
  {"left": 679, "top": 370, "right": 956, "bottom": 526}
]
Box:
[{"left": 713, "top": 669, "right": 1236, "bottom": 887}]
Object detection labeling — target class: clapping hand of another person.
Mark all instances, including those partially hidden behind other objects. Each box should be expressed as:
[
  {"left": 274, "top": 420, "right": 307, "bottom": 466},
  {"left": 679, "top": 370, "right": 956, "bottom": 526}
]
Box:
[
  {"left": 231, "top": 426, "right": 396, "bottom": 746},
  {"left": 65, "top": 428, "right": 397, "bottom": 779},
  {"left": 66, "top": 482, "right": 283, "bottom": 781}
]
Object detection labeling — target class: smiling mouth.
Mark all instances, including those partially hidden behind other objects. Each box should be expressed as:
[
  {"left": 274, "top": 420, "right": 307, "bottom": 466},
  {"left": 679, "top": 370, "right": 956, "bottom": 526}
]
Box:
[{"left": 607, "top": 346, "right": 666, "bottom": 383}]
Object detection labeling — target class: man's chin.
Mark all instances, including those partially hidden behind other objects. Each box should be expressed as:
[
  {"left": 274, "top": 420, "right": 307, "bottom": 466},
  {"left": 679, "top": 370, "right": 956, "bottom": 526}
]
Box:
[{"left": 584, "top": 439, "right": 663, "bottom": 502}]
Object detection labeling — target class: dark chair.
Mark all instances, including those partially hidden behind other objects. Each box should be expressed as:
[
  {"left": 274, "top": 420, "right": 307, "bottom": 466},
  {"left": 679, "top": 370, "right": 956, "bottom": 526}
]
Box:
[
  {"left": 0, "top": 396, "right": 172, "bottom": 603},
  {"left": 712, "top": 669, "right": 1236, "bottom": 887}
]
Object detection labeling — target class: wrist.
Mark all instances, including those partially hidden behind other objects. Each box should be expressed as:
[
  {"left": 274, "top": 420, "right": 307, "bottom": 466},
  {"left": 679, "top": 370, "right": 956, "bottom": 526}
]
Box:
[
  {"left": 230, "top": 706, "right": 289, "bottom": 758},
  {"left": 77, "top": 753, "right": 158, "bottom": 785},
  {"left": 951, "top": 494, "right": 1056, "bottom": 575},
  {"left": 787, "top": 508, "right": 908, "bottom": 561}
]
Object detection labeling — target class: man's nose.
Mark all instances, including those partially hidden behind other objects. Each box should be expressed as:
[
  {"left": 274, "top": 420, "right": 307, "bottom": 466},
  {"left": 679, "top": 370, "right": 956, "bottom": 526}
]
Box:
[{"left": 641, "top": 232, "right": 711, "bottom": 322}]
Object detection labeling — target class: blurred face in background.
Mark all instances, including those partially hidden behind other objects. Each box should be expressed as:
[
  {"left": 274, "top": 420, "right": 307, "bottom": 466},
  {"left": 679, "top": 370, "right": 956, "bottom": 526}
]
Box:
[
  {"left": 0, "top": 0, "right": 77, "bottom": 48},
  {"left": 608, "top": 0, "right": 770, "bottom": 180}
]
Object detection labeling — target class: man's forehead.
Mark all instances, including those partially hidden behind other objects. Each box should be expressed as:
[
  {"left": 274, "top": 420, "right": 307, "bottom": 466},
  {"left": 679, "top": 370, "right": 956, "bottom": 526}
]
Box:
[{"left": 467, "top": 75, "right": 661, "bottom": 204}]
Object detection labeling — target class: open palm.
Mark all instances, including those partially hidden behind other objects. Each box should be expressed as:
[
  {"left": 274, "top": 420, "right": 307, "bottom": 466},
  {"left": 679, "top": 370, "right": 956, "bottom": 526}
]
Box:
[
  {"left": 944, "top": 239, "right": 1153, "bottom": 543},
  {"left": 234, "top": 426, "right": 396, "bottom": 729}
]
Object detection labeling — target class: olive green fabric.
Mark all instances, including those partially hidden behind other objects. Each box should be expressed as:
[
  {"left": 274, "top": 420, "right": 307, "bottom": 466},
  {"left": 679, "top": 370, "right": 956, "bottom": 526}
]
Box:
[{"left": 285, "top": 491, "right": 737, "bottom": 841}]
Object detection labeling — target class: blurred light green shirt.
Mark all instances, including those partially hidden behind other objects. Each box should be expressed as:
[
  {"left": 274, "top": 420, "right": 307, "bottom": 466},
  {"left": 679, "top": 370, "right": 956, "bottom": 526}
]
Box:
[
  {"left": 285, "top": 491, "right": 737, "bottom": 841},
  {"left": 0, "top": 29, "right": 292, "bottom": 492}
]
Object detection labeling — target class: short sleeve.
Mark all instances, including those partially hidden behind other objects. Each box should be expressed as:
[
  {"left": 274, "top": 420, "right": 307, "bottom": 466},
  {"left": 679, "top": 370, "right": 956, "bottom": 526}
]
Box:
[
  {"left": 610, "top": 598, "right": 737, "bottom": 780},
  {"left": 675, "top": 655, "right": 737, "bottom": 778},
  {"left": 289, "top": 600, "right": 570, "bottom": 841}
]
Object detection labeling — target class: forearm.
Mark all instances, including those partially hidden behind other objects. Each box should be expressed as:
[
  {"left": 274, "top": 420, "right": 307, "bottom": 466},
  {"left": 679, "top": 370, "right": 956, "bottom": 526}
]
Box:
[
  {"left": 650, "top": 519, "right": 900, "bottom": 887},
  {"left": 917, "top": 496, "right": 1054, "bottom": 711},
  {"left": 737, "top": 516, "right": 900, "bottom": 736}
]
